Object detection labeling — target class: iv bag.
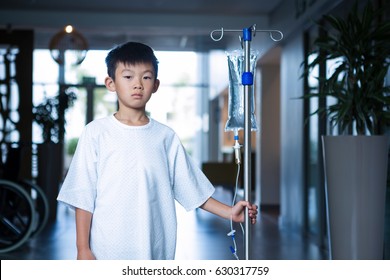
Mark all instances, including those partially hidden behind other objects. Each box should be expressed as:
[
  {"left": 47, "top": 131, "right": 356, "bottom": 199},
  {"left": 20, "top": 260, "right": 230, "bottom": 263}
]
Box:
[{"left": 225, "top": 49, "right": 259, "bottom": 132}]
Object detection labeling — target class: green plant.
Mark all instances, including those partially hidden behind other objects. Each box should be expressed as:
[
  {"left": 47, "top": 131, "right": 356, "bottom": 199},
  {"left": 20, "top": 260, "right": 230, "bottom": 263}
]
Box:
[
  {"left": 304, "top": 1, "right": 390, "bottom": 135},
  {"left": 66, "top": 137, "right": 79, "bottom": 155},
  {"left": 33, "top": 88, "right": 76, "bottom": 143}
]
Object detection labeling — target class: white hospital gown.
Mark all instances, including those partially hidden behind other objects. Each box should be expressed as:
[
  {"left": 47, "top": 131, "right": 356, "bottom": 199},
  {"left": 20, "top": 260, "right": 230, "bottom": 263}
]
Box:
[{"left": 57, "top": 115, "right": 215, "bottom": 260}]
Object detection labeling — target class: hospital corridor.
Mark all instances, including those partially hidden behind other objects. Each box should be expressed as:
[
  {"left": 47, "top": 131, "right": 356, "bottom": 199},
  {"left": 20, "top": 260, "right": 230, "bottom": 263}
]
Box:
[
  {"left": 1, "top": 0, "right": 389, "bottom": 265},
  {"left": 0, "top": 186, "right": 326, "bottom": 260}
]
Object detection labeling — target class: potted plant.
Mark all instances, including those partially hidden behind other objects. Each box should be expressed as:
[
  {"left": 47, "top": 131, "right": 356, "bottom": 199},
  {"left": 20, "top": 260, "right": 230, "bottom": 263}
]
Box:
[
  {"left": 304, "top": 1, "right": 390, "bottom": 259},
  {"left": 33, "top": 88, "right": 76, "bottom": 221}
]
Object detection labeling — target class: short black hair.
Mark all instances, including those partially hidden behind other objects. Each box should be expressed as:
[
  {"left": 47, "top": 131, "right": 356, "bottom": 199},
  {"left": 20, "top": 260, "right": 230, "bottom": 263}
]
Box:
[{"left": 105, "top": 41, "right": 159, "bottom": 80}]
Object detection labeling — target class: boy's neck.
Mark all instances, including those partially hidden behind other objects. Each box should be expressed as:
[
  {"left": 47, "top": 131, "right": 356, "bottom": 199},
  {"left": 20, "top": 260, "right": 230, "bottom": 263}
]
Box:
[{"left": 114, "top": 111, "right": 149, "bottom": 126}]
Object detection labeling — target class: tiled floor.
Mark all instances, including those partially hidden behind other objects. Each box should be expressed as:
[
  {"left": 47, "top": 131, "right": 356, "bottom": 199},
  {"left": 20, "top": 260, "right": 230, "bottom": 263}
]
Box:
[{"left": 0, "top": 187, "right": 327, "bottom": 260}]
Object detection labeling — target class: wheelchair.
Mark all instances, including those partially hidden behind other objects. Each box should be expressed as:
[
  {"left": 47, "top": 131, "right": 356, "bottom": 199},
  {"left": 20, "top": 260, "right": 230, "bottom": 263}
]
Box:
[{"left": 0, "top": 144, "right": 49, "bottom": 254}]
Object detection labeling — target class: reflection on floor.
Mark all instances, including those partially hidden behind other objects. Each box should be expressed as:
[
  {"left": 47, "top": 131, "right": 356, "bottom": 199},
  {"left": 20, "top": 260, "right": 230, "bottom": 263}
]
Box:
[{"left": 0, "top": 187, "right": 327, "bottom": 260}]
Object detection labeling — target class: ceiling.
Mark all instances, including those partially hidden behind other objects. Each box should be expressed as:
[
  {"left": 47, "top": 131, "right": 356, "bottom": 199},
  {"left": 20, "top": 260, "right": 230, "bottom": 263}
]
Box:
[
  {"left": 1, "top": 0, "right": 282, "bottom": 15},
  {"left": 0, "top": 0, "right": 284, "bottom": 51}
]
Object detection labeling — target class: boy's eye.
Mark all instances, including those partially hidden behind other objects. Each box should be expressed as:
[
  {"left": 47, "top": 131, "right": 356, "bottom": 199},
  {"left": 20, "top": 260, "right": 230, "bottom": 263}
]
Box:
[
  {"left": 124, "top": 75, "right": 132, "bottom": 79},
  {"left": 143, "top": 76, "right": 152, "bottom": 80}
]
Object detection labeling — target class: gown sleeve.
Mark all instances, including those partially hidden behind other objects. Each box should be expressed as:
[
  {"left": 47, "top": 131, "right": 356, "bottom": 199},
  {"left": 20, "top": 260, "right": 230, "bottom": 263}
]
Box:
[
  {"left": 57, "top": 125, "right": 98, "bottom": 213},
  {"left": 170, "top": 135, "right": 215, "bottom": 211}
]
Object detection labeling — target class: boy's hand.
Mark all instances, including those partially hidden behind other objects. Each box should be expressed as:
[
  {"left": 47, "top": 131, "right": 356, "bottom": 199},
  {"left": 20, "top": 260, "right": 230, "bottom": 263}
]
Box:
[
  {"left": 200, "top": 197, "right": 258, "bottom": 224},
  {"left": 231, "top": 201, "right": 258, "bottom": 224}
]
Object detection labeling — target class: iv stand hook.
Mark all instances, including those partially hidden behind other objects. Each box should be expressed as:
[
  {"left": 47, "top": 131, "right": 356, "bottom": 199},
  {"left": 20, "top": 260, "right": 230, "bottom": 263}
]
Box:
[{"left": 210, "top": 27, "right": 283, "bottom": 42}]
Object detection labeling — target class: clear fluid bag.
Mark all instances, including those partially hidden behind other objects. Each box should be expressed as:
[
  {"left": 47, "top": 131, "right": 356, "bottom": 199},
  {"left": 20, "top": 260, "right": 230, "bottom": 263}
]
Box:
[{"left": 225, "top": 49, "right": 259, "bottom": 132}]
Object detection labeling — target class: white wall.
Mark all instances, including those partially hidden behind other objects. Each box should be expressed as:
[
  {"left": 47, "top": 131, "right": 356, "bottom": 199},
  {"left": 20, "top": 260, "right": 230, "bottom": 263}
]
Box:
[
  {"left": 257, "top": 64, "right": 281, "bottom": 206},
  {"left": 279, "top": 33, "right": 305, "bottom": 229}
]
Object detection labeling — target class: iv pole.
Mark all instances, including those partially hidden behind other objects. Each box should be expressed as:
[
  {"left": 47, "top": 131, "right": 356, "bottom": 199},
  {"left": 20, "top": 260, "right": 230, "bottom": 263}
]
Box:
[{"left": 211, "top": 25, "right": 283, "bottom": 260}]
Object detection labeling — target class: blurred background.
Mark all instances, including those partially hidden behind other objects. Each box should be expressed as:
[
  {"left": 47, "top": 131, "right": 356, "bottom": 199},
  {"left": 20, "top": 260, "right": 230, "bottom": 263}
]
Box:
[{"left": 0, "top": 0, "right": 389, "bottom": 260}]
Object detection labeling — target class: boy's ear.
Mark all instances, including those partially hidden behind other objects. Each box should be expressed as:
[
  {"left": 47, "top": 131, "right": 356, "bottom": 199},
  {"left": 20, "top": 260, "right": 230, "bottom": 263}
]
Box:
[
  {"left": 152, "top": 79, "right": 160, "bottom": 93},
  {"left": 105, "top": 76, "right": 116, "bottom": 92}
]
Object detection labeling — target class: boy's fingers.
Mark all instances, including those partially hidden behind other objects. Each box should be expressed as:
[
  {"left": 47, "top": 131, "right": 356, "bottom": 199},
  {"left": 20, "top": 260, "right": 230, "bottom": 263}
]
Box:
[
  {"left": 243, "top": 201, "right": 256, "bottom": 209},
  {"left": 237, "top": 201, "right": 258, "bottom": 224}
]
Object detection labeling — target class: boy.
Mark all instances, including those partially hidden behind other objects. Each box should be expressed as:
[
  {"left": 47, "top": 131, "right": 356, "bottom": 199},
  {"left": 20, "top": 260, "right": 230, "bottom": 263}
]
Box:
[{"left": 57, "top": 41, "right": 257, "bottom": 260}]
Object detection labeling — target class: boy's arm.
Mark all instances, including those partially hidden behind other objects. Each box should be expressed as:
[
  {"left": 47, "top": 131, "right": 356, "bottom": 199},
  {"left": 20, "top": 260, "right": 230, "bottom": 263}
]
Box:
[
  {"left": 199, "top": 197, "right": 258, "bottom": 224},
  {"left": 75, "top": 208, "right": 96, "bottom": 260}
]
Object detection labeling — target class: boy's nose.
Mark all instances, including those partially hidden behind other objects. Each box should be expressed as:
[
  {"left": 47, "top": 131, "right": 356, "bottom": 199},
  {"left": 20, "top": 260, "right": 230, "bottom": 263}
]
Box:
[{"left": 133, "top": 78, "right": 143, "bottom": 89}]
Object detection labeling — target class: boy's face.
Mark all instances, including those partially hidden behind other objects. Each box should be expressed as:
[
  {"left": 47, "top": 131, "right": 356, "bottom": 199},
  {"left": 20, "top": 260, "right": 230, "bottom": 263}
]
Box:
[{"left": 105, "top": 62, "right": 160, "bottom": 111}]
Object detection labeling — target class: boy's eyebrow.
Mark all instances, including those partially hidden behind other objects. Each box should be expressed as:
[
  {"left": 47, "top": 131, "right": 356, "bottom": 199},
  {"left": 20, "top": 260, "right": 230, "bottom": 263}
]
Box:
[{"left": 121, "top": 68, "right": 155, "bottom": 75}]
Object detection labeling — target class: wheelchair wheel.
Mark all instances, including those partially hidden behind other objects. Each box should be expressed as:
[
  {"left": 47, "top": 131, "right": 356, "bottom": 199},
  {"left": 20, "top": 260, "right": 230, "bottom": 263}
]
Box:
[
  {"left": 0, "top": 179, "right": 36, "bottom": 253},
  {"left": 19, "top": 180, "right": 49, "bottom": 238}
]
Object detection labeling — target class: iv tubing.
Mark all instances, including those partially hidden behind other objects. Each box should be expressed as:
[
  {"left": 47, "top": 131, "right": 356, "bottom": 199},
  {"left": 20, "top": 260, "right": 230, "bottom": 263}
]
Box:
[
  {"left": 229, "top": 139, "right": 244, "bottom": 260},
  {"left": 229, "top": 163, "right": 241, "bottom": 260}
]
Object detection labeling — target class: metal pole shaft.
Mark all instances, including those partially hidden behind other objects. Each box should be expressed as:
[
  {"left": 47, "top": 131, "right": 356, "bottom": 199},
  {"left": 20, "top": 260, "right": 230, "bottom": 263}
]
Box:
[
  {"left": 210, "top": 24, "right": 283, "bottom": 261},
  {"left": 243, "top": 31, "right": 252, "bottom": 261}
]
